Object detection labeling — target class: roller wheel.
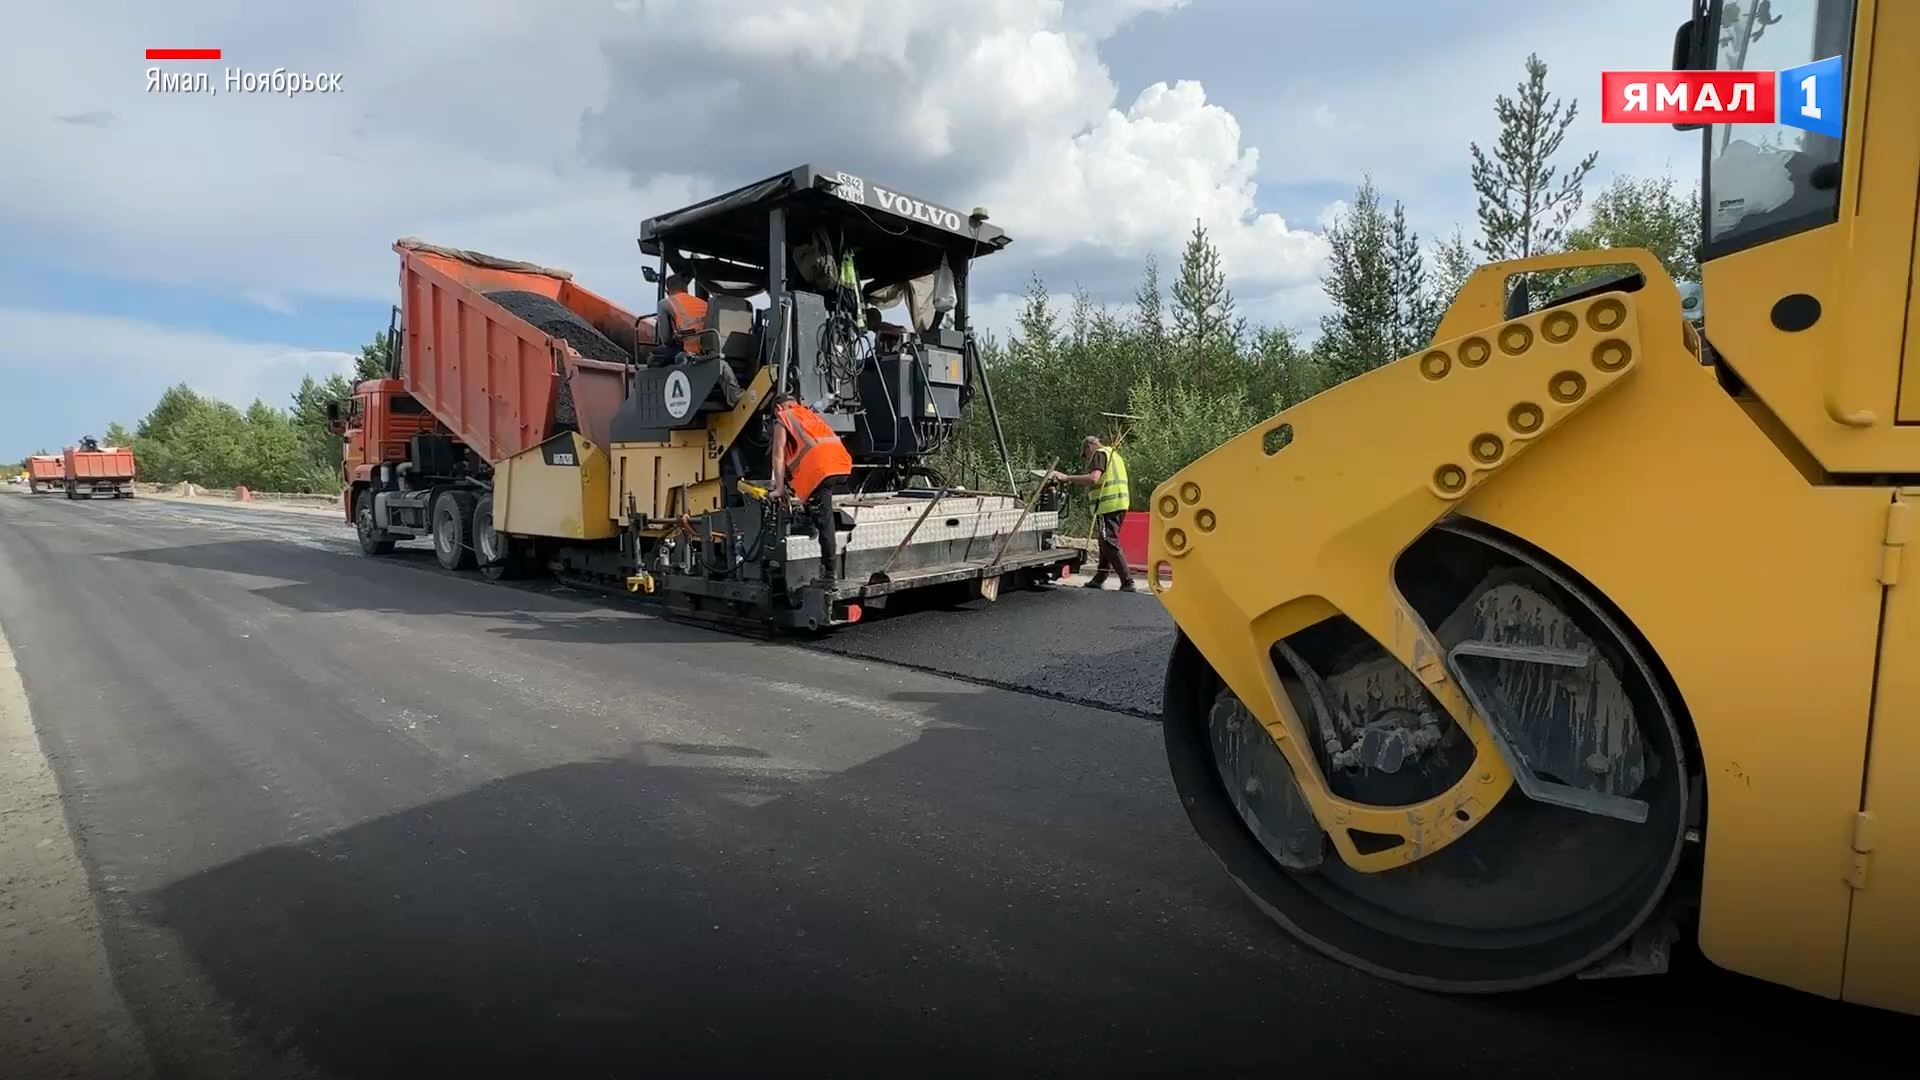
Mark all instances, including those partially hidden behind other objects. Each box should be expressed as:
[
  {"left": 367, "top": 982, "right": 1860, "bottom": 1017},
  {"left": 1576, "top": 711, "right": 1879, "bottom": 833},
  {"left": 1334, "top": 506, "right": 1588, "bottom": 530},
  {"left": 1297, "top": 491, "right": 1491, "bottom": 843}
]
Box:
[
  {"left": 432, "top": 489, "right": 478, "bottom": 571},
  {"left": 473, "top": 492, "right": 519, "bottom": 581},
  {"left": 1163, "top": 520, "right": 1691, "bottom": 992},
  {"left": 354, "top": 489, "right": 394, "bottom": 556}
]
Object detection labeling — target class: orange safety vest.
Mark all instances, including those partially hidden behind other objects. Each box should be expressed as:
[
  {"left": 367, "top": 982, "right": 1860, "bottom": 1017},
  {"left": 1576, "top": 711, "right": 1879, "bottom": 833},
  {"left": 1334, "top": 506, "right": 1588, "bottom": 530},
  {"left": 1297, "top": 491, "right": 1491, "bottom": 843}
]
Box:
[
  {"left": 663, "top": 289, "right": 708, "bottom": 350},
  {"left": 775, "top": 401, "right": 853, "bottom": 503}
]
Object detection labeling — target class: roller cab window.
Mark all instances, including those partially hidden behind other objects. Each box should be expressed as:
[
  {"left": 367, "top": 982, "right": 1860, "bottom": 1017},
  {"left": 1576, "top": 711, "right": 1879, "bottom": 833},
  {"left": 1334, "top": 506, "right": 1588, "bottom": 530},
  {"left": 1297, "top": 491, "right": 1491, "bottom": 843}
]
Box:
[{"left": 1702, "top": 0, "right": 1854, "bottom": 255}]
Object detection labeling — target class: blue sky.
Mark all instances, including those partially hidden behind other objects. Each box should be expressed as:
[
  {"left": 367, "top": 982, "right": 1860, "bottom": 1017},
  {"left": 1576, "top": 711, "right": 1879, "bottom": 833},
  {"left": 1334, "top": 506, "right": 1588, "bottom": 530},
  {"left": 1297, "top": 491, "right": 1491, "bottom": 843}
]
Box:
[{"left": 0, "top": 0, "right": 1691, "bottom": 461}]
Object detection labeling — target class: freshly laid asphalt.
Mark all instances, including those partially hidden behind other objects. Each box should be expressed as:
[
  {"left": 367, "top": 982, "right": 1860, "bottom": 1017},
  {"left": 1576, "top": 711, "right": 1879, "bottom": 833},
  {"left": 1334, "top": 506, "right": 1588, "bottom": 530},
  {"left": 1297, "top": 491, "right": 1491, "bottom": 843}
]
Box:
[
  {"left": 818, "top": 583, "right": 1174, "bottom": 717},
  {"left": 1, "top": 488, "right": 1914, "bottom": 1078}
]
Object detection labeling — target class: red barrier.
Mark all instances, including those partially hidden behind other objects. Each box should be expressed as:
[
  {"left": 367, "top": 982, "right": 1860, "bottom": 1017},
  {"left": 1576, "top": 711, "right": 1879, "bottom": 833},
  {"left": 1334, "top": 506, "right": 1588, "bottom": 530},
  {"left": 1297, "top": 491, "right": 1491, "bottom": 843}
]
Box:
[{"left": 1118, "top": 510, "right": 1150, "bottom": 570}]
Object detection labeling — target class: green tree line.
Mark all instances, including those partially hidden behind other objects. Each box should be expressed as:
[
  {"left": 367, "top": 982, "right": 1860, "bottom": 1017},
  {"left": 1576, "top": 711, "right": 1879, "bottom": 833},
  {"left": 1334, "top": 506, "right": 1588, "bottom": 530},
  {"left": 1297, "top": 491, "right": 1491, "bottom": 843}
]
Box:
[
  {"left": 92, "top": 336, "right": 391, "bottom": 493},
  {"left": 82, "top": 55, "right": 1696, "bottom": 505}
]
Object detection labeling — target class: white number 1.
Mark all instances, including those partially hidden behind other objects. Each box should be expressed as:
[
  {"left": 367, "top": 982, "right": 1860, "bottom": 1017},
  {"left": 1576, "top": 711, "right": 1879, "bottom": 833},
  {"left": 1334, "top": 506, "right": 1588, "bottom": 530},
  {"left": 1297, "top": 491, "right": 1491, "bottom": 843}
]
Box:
[{"left": 1800, "top": 74, "right": 1821, "bottom": 119}]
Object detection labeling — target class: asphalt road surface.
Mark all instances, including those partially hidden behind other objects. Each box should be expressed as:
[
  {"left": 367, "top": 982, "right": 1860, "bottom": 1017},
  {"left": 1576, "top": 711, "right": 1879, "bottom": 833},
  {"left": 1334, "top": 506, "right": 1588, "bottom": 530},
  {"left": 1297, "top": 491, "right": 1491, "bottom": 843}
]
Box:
[{"left": 2, "top": 489, "right": 1914, "bottom": 1078}]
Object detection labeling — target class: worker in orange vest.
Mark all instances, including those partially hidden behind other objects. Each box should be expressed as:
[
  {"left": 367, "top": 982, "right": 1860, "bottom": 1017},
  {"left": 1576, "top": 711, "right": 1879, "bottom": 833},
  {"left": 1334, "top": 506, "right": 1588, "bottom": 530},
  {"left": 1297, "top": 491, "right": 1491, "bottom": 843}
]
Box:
[
  {"left": 659, "top": 272, "right": 708, "bottom": 356},
  {"left": 768, "top": 394, "right": 854, "bottom": 581}
]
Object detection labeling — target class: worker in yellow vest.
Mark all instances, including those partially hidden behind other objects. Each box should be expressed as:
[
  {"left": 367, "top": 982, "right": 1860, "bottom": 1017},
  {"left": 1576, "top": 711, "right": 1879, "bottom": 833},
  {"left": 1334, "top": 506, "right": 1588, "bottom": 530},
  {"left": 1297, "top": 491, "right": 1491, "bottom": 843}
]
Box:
[{"left": 1050, "top": 434, "right": 1136, "bottom": 591}]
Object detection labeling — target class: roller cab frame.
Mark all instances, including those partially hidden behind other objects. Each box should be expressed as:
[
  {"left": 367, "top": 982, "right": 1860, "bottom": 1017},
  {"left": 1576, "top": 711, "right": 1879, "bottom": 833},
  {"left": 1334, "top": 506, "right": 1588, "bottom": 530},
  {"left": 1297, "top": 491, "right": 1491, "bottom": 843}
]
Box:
[
  {"left": 1151, "top": 0, "right": 1920, "bottom": 1011},
  {"left": 337, "top": 167, "right": 1081, "bottom": 629}
]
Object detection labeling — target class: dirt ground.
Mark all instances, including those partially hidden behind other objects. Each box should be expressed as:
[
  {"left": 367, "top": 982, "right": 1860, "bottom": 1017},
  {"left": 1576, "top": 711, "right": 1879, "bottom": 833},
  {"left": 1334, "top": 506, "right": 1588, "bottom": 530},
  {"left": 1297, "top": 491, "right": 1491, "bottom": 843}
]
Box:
[{"left": 136, "top": 486, "right": 342, "bottom": 519}]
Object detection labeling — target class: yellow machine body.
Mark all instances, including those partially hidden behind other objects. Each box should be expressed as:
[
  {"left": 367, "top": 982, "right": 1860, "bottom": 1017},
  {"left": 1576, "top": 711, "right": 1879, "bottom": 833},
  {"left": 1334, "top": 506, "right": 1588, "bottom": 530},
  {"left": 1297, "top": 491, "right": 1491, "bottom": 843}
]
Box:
[
  {"left": 493, "top": 430, "right": 617, "bottom": 541},
  {"left": 609, "top": 367, "right": 772, "bottom": 533},
  {"left": 1152, "top": 0, "right": 1918, "bottom": 1012},
  {"left": 489, "top": 368, "right": 774, "bottom": 543}
]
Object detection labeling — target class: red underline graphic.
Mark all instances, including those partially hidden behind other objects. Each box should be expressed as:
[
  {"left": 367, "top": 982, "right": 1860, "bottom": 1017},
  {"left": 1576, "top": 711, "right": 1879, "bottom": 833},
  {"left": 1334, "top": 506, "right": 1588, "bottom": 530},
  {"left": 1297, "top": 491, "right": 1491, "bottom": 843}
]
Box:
[{"left": 145, "top": 48, "right": 222, "bottom": 61}]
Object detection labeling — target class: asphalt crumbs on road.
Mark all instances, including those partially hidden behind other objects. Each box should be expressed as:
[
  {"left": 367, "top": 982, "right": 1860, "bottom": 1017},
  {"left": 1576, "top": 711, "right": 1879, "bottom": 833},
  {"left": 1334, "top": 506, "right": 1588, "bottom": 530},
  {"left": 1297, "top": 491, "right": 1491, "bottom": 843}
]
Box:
[{"left": 1, "top": 489, "right": 1915, "bottom": 1078}]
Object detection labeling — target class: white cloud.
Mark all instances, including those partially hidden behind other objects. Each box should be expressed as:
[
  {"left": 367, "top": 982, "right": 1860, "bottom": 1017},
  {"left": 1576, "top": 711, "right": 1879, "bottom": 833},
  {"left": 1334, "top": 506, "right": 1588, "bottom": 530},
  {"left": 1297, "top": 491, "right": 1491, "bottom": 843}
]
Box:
[
  {"left": 0, "top": 307, "right": 353, "bottom": 454},
  {"left": 579, "top": 3, "right": 1331, "bottom": 308},
  {"left": 4, "top": 0, "right": 1695, "bottom": 363},
  {"left": 990, "top": 81, "right": 1328, "bottom": 288},
  {"left": 244, "top": 290, "right": 298, "bottom": 316},
  {"left": 0, "top": 0, "right": 1319, "bottom": 319}
]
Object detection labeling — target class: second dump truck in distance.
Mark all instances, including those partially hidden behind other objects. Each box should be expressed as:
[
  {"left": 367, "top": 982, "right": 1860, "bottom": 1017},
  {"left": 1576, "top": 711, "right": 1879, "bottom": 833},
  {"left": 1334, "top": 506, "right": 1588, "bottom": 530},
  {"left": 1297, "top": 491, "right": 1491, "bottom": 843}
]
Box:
[{"left": 25, "top": 455, "right": 63, "bottom": 494}]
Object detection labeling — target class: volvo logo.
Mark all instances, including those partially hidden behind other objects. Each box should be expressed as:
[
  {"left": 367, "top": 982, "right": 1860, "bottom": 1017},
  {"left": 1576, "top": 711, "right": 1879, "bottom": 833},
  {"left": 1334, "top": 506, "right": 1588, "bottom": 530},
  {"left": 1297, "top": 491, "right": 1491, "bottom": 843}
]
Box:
[{"left": 874, "top": 187, "right": 964, "bottom": 232}]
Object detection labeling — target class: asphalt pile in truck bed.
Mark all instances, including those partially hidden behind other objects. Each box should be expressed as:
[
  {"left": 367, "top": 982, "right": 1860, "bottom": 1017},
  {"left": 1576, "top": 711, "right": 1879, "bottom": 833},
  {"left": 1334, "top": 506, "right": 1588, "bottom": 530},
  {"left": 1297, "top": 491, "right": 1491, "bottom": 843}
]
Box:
[
  {"left": 484, "top": 289, "right": 631, "bottom": 430},
  {"left": 483, "top": 290, "right": 631, "bottom": 364}
]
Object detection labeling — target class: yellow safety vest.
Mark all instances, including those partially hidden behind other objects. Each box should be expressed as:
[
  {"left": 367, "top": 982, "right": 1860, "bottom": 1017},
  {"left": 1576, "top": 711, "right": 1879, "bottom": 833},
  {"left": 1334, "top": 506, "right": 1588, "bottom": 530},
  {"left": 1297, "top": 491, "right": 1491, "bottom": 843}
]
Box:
[{"left": 1092, "top": 448, "right": 1130, "bottom": 517}]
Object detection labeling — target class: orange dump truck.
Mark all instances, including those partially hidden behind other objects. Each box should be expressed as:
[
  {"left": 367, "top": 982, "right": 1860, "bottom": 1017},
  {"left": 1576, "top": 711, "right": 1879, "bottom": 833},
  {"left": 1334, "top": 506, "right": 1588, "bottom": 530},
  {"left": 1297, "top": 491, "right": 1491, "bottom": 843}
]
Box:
[
  {"left": 26, "top": 455, "right": 62, "bottom": 494},
  {"left": 62, "top": 439, "right": 136, "bottom": 500}
]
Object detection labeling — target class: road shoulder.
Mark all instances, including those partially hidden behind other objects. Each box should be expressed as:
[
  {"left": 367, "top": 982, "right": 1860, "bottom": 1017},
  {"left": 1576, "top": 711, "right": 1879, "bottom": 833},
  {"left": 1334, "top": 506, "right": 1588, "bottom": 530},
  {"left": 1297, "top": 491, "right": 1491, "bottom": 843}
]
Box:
[
  {"left": 137, "top": 486, "right": 343, "bottom": 519},
  {"left": 0, "top": 618, "right": 154, "bottom": 1079}
]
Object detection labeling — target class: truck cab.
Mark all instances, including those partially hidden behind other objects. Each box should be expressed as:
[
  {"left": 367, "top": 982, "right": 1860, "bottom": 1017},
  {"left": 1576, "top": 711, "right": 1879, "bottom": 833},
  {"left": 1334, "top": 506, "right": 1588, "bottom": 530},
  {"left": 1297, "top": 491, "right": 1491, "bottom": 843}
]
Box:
[{"left": 332, "top": 377, "right": 443, "bottom": 508}]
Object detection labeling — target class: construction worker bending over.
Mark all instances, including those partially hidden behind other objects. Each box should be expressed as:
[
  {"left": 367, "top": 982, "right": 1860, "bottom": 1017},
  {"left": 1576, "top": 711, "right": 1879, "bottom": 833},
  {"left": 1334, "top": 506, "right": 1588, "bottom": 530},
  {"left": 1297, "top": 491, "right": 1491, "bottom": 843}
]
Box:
[
  {"left": 1051, "top": 435, "right": 1136, "bottom": 592},
  {"left": 768, "top": 394, "right": 854, "bottom": 582},
  {"left": 659, "top": 272, "right": 708, "bottom": 357}
]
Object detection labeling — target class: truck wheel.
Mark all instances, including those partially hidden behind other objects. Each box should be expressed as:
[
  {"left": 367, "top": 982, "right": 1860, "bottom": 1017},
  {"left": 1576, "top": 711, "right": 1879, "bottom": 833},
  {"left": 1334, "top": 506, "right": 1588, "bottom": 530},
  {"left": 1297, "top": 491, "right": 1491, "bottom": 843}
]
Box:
[
  {"left": 354, "top": 489, "right": 394, "bottom": 556},
  {"left": 432, "top": 489, "right": 478, "bottom": 571},
  {"left": 473, "top": 493, "right": 519, "bottom": 581}
]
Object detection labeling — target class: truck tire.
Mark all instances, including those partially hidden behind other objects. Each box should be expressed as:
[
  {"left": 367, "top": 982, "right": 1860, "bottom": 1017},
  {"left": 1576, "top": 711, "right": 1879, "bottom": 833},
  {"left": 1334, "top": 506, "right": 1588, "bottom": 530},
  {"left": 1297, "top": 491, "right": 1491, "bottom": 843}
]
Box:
[
  {"left": 473, "top": 492, "right": 519, "bottom": 581},
  {"left": 432, "top": 489, "right": 478, "bottom": 571},
  {"left": 354, "top": 489, "right": 394, "bottom": 556}
]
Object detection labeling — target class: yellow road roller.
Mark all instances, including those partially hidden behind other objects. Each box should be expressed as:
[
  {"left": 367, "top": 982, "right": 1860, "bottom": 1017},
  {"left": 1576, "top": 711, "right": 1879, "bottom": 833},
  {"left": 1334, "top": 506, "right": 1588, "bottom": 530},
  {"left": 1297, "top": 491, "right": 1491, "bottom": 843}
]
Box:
[{"left": 1150, "top": 0, "right": 1918, "bottom": 1011}]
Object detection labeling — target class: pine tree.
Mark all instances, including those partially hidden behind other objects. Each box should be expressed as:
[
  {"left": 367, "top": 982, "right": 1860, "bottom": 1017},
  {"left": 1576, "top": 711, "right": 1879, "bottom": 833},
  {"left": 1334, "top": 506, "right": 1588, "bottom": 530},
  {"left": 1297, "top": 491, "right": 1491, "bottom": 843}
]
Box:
[
  {"left": 357, "top": 331, "right": 394, "bottom": 381},
  {"left": 1171, "top": 221, "right": 1237, "bottom": 347},
  {"left": 1387, "top": 202, "right": 1434, "bottom": 358},
  {"left": 1427, "top": 228, "right": 1477, "bottom": 328},
  {"left": 1069, "top": 286, "right": 1094, "bottom": 349},
  {"left": 1009, "top": 274, "right": 1058, "bottom": 365},
  {"left": 1316, "top": 179, "right": 1396, "bottom": 384},
  {"left": 1470, "top": 54, "right": 1598, "bottom": 264},
  {"left": 1133, "top": 253, "right": 1167, "bottom": 368},
  {"left": 1171, "top": 221, "right": 1242, "bottom": 389}
]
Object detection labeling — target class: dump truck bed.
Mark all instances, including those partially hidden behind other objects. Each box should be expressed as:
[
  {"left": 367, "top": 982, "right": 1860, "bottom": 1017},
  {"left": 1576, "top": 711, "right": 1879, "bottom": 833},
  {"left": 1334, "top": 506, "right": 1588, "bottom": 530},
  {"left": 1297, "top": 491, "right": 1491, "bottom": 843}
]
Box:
[
  {"left": 64, "top": 448, "right": 135, "bottom": 482},
  {"left": 27, "top": 456, "right": 62, "bottom": 481},
  {"left": 394, "top": 240, "right": 651, "bottom": 463}
]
